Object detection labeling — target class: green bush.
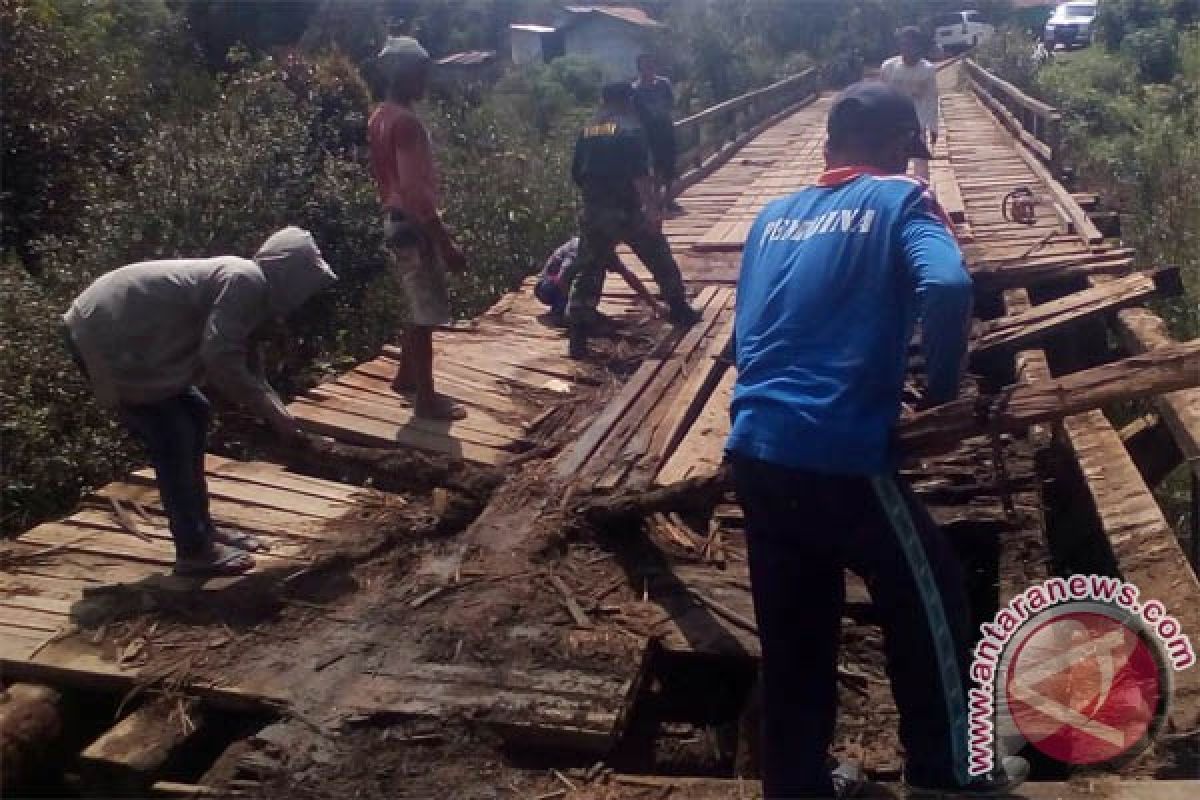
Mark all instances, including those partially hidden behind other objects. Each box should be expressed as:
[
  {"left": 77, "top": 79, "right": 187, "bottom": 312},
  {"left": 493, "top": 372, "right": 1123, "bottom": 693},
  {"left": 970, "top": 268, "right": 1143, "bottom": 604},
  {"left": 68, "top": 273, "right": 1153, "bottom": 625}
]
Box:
[{"left": 1122, "top": 19, "right": 1182, "bottom": 81}]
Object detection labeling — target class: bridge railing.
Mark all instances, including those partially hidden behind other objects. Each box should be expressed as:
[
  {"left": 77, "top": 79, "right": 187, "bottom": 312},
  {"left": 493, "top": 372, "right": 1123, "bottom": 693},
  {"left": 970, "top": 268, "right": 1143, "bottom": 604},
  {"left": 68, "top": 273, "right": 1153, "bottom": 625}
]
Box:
[
  {"left": 964, "top": 58, "right": 1063, "bottom": 174},
  {"left": 673, "top": 67, "right": 820, "bottom": 189}
]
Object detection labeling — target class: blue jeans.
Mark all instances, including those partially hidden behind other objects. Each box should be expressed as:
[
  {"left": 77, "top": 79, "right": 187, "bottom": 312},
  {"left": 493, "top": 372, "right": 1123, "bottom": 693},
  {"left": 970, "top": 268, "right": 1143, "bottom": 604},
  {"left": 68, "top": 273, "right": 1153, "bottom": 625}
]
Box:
[
  {"left": 731, "top": 455, "right": 973, "bottom": 797},
  {"left": 118, "top": 388, "right": 213, "bottom": 559}
]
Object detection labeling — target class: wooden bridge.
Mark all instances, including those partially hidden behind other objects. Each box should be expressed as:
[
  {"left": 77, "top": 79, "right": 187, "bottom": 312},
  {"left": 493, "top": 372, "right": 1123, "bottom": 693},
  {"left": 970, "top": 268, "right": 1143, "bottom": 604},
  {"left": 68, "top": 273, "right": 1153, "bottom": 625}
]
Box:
[{"left": 2, "top": 61, "right": 1199, "bottom": 798}]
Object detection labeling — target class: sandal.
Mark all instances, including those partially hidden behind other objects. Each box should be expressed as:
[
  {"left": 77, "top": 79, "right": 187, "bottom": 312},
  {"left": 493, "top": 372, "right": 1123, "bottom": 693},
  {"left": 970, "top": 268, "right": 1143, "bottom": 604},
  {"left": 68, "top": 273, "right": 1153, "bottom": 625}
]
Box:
[
  {"left": 174, "top": 542, "right": 256, "bottom": 577},
  {"left": 414, "top": 394, "right": 467, "bottom": 421},
  {"left": 211, "top": 526, "right": 270, "bottom": 553}
]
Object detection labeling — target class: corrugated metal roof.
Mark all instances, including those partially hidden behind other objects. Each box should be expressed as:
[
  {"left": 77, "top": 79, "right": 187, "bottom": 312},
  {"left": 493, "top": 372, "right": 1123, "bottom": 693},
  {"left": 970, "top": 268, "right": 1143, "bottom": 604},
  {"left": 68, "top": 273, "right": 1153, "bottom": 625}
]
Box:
[
  {"left": 436, "top": 50, "right": 497, "bottom": 67},
  {"left": 563, "top": 5, "right": 664, "bottom": 29}
]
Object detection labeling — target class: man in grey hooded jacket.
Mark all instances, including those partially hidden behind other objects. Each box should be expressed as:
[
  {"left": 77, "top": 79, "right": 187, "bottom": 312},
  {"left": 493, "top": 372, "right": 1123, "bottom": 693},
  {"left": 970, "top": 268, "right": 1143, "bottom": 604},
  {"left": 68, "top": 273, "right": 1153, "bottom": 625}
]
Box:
[{"left": 62, "top": 227, "right": 338, "bottom": 576}]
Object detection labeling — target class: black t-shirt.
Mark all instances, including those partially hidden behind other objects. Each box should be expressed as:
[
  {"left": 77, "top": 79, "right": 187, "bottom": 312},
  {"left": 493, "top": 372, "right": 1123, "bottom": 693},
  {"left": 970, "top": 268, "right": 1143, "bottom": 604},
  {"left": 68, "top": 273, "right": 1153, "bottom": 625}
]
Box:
[{"left": 571, "top": 110, "right": 651, "bottom": 207}]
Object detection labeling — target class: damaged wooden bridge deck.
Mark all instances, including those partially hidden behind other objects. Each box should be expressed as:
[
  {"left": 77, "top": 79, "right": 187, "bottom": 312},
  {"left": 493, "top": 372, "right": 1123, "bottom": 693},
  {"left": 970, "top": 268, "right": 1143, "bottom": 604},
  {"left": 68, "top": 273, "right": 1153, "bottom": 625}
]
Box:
[{"left": 3, "top": 61, "right": 1200, "bottom": 797}]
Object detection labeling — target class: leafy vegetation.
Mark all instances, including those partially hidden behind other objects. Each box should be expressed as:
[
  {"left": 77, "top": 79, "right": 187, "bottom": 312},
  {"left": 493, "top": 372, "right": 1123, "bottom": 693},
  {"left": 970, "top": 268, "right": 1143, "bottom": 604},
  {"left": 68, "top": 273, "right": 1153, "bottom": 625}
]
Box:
[
  {"left": 1, "top": 0, "right": 1030, "bottom": 535},
  {"left": 975, "top": 1, "right": 1200, "bottom": 534}
]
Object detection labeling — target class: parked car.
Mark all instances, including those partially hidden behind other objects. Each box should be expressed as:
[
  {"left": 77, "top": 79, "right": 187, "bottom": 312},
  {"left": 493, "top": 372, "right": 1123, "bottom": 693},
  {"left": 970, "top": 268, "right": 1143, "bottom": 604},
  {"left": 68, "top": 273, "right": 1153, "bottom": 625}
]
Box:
[
  {"left": 933, "top": 10, "right": 995, "bottom": 53},
  {"left": 1044, "top": 1, "right": 1098, "bottom": 49}
]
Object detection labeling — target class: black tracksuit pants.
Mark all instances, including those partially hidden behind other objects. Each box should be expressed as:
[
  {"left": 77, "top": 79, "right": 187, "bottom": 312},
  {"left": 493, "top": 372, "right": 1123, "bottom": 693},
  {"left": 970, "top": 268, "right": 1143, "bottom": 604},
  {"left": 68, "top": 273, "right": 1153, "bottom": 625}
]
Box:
[{"left": 731, "top": 455, "right": 974, "bottom": 798}]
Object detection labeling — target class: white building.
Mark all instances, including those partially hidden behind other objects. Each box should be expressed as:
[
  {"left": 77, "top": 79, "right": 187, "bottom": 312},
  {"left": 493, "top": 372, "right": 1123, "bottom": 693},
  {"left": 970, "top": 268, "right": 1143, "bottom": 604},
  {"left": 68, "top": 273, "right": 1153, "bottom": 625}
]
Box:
[{"left": 508, "top": 6, "right": 664, "bottom": 81}]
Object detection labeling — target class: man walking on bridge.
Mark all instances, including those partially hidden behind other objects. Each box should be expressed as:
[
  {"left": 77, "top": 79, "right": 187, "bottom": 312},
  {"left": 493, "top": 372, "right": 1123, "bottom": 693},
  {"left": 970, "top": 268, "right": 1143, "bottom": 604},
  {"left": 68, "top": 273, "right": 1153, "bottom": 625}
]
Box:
[
  {"left": 726, "top": 83, "right": 1027, "bottom": 798},
  {"left": 881, "top": 26, "right": 940, "bottom": 181},
  {"left": 369, "top": 36, "right": 468, "bottom": 420},
  {"left": 566, "top": 82, "right": 699, "bottom": 359}
]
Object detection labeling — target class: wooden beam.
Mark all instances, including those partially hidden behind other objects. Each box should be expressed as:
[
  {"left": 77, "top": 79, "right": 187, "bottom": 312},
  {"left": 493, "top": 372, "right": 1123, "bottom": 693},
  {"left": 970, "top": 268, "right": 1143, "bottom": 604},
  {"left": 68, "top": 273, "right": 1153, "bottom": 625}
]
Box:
[
  {"left": 971, "top": 268, "right": 1180, "bottom": 356},
  {"left": 1113, "top": 307, "right": 1200, "bottom": 485},
  {"left": 903, "top": 339, "right": 1200, "bottom": 456},
  {"left": 969, "top": 251, "right": 1134, "bottom": 291},
  {"left": 1120, "top": 414, "right": 1184, "bottom": 488}
]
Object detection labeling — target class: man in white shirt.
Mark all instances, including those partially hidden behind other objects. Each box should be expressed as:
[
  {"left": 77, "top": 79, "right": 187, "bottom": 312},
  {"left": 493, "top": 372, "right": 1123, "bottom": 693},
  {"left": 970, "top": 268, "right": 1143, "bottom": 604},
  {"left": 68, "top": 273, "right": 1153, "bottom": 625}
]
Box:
[{"left": 881, "top": 26, "right": 939, "bottom": 181}]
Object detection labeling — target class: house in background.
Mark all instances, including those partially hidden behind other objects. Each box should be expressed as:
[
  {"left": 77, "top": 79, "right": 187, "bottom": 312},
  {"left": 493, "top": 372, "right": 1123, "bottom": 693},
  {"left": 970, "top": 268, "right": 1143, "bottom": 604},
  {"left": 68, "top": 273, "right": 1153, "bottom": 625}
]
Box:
[{"left": 508, "top": 6, "right": 664, "bottom": 81}]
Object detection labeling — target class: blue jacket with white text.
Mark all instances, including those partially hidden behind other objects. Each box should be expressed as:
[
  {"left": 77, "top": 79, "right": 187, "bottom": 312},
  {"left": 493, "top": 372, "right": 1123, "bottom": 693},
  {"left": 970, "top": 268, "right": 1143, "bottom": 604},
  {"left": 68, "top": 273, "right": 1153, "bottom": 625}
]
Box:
[{"left": 726, "top": 168, "right": 972, "bottom": 475}]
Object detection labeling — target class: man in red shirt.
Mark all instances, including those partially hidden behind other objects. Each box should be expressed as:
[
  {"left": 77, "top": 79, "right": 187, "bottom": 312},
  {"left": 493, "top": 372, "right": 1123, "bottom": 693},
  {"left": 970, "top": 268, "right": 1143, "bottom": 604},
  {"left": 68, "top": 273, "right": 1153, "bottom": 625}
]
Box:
[{"left": 368, "top": 36, "right": 467, "bottom": 420}]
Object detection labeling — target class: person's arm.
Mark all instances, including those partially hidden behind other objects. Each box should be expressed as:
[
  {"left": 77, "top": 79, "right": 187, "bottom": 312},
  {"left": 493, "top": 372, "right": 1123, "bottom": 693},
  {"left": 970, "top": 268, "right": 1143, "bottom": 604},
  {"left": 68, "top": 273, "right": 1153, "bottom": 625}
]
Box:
[
  {"left": 200, "top": 271, "right": 302, "bottom": 440},
  {"left": 922, "top": 65, "right": 940, "bottom": 141},
  {"left": 630, "top": 133, "right": 662, "bottom": 226},
  {"left": 392, "top": 115, "right": 466, "bottom": 272},
  {"left": 901, "top": 191, "right": 972, "bottom": 406}
]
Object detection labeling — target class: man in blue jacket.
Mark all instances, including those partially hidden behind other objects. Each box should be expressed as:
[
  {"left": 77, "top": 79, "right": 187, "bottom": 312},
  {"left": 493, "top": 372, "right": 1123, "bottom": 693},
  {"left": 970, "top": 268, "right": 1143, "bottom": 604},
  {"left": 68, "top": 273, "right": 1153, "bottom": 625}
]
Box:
[{"left": 727, "top": 83, "right": 1027, "bottom": 798}]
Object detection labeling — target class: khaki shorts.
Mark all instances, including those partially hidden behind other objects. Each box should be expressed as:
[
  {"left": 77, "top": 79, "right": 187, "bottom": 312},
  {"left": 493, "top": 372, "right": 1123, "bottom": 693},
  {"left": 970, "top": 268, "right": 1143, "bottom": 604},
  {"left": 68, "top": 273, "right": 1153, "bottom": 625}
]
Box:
[{"left": 384, "top": 211, "right": 450, "bottom": 328}]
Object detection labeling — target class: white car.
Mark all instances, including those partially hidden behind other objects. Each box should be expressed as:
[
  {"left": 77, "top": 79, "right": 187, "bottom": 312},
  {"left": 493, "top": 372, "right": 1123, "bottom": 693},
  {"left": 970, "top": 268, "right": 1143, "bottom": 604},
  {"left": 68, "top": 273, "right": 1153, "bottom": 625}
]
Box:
[
  {"left": 1044, "top": 1, "right": 1098, "bottom": 49},
  {"left": 933, "top": 10, "right": 995, "bottom": 53}
]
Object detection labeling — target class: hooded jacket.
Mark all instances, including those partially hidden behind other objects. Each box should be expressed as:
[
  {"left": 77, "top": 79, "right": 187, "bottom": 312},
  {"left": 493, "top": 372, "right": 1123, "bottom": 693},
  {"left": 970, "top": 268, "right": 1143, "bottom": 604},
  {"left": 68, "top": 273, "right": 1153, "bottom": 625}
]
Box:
[{"left": 63, "top": 227, "right": 337, "bottom": 416}]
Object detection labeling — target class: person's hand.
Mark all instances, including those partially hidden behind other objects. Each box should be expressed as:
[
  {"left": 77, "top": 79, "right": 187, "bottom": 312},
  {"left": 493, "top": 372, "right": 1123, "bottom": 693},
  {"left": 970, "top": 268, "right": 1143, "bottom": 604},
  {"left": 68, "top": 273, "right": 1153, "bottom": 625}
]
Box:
[{"left": 442, "top": 242, "right": 467, "bottom": 274}]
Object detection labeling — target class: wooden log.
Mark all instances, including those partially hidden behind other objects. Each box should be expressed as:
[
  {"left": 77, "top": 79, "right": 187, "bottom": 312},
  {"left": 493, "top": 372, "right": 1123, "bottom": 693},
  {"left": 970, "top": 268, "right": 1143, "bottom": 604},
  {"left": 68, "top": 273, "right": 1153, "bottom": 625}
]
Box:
[
  {"left": 969, "top": 251, "right": 1134, "bottom": 291},
  {"left": 970, "top": 268, "right": 1181, "bottom": 357},
  {"left": 0, "top": 683, "right": 63, "bottom": 790},
  {"left": 81, "top": 697, "right": 205, "bottom": 789},
  {"left": 264, "top": 433, "right": 504, "bottom": 499},
  {"left": 580, "top": 465, "right": 732, "bottom": 526},
  {"left": 902, "top": 339, "right": 1200, "bottom": 456},
  {"left": 1121, "top": 414, "right": 1184, "bottom": 488}
]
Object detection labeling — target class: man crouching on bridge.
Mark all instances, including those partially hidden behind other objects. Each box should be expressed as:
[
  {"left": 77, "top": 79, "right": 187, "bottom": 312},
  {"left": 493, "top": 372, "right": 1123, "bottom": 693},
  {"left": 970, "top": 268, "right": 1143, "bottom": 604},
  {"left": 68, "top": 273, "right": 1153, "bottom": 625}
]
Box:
[
  {"left": 62, "top": 228, "right": 336, "bottom": 577},
  {"left": 565, "top": 82, "right": 700, "bottom": 359},
  {"left": 725, "top": 83, "right": 1028, "bottom": 798}
]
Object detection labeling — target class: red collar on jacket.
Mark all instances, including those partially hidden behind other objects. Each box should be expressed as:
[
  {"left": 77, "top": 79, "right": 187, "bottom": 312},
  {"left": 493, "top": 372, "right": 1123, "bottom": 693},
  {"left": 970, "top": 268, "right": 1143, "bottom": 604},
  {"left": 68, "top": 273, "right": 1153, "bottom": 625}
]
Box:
[{"left": 816, "top": 165, "right": 889, "bottom": 187}]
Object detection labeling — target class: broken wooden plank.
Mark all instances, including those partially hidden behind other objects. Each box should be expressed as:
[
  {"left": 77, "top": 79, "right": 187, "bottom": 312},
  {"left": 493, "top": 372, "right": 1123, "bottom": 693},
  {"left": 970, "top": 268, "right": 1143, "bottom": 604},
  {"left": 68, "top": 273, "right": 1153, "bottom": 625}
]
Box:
[
  {"left": 970, "top": 268, "right": 1180, "bottom": 357},
  {"left": 81, "top": 697, "right": 204, "bottom": 788}
]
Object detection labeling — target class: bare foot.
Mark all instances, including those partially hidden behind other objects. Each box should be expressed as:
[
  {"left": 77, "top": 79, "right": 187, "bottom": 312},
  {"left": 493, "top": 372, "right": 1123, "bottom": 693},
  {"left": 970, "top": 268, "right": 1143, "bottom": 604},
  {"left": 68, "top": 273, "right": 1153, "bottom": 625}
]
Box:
[{"left": 415, "top": 394, "right": 467, "bottom": 421}]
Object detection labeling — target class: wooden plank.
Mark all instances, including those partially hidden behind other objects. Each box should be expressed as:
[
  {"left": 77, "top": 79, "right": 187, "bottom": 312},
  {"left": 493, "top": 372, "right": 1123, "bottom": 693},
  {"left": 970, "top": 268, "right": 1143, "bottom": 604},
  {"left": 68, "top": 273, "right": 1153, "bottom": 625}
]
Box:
[
  {"left": 299, "top": 391, "right": 522, "bottom": 449},
  {"left": 583, "top": 290, "right": 733, "bottom": 488},
  {"left": 125, "top": 471, "right": 354, "bottom": 519},
  {"left": 80, "top": 697, "right": 204, "bottom": 786},
  {"left": 656, "top": 367, "right": 737, "bottom": 485},
  {"left": 556, "top": 286, "right": 720, "bottom": 478},
  {"left": 337, "top": 662, "right": 641, "bottom": 753},
  {"left": 970, "top": 269, "right": 1178, "bottom": 356},
  {"left": 290, "top": 402, "right": 508, "bottom": 465},
  {"left": 93, "top": 484, "right": 333, "bottom": 541}
]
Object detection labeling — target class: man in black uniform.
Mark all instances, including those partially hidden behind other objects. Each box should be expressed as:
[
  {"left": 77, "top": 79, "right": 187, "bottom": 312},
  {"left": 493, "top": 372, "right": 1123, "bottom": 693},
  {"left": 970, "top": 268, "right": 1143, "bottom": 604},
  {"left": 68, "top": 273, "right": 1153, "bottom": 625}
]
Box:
[{"left": 565, "top": 82, "right": 699, "bottom": 359}]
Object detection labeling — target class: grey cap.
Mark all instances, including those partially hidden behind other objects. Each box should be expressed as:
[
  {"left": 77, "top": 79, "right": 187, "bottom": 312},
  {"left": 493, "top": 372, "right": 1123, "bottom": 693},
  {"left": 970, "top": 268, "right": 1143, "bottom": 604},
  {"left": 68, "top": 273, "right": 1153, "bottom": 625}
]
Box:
[{"left": 378, "top": 35, "right": 430, "bottom": 70}]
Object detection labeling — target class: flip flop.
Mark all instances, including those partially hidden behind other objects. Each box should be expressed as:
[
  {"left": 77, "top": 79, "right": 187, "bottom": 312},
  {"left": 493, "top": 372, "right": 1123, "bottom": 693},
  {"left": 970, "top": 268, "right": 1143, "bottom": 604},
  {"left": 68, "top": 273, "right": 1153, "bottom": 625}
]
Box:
[
  {"left": 415, "top": 395, "right": 468, "bottom": 421},
  {"left": 211, "top": 526, "right": 270, "bottom": 553},
  {"left": 174, "top": 543, "right": 256, "bottom": 577}
]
